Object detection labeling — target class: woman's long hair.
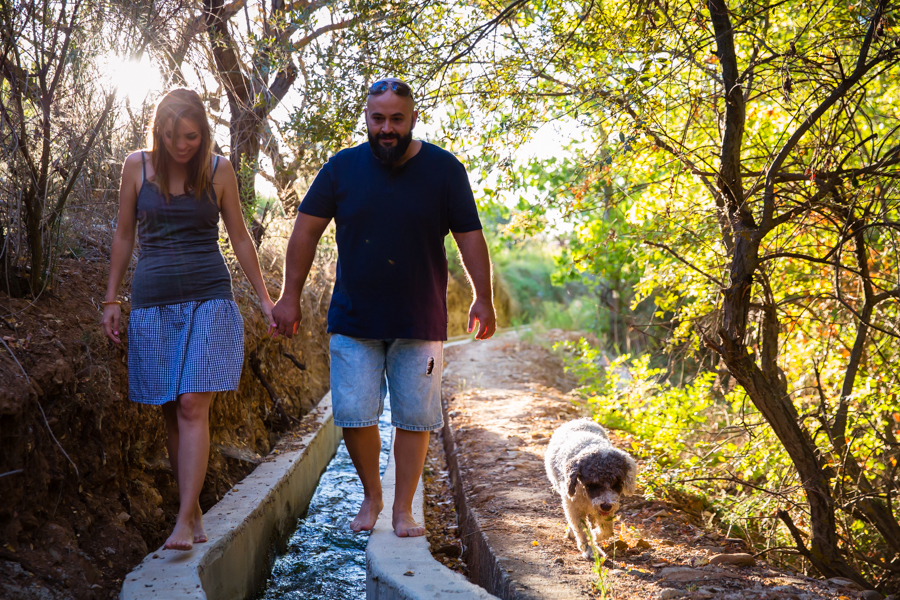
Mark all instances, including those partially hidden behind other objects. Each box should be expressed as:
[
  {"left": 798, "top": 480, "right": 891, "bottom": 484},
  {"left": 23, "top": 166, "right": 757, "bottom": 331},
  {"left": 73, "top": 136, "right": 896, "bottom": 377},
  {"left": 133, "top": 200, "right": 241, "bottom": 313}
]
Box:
[{"left": 146, "top": 88, "right": 213, "bottom": 201}]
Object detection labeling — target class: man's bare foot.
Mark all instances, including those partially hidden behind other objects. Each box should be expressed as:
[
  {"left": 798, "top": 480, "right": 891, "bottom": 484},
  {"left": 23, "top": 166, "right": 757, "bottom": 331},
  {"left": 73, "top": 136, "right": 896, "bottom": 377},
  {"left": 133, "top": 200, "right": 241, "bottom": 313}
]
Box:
[
  {"left": 392, "top": 509, "right": 425, "bottom": 537},
  {"left": 350, "top": 497, "right": 383, "bottom": 532},
  {"left": 164, "top": 520, "right": 194, "bottom": 551},
  {"left": 193, "top": 505, "right": 207, "bottom": 544}
]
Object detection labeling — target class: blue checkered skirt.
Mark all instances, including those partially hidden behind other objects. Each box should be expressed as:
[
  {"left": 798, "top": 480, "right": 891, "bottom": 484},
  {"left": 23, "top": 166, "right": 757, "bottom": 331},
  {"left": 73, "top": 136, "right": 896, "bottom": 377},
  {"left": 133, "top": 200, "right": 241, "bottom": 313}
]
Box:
[{"left": 127, "top": 299, "right": 244, "bottom": 405}]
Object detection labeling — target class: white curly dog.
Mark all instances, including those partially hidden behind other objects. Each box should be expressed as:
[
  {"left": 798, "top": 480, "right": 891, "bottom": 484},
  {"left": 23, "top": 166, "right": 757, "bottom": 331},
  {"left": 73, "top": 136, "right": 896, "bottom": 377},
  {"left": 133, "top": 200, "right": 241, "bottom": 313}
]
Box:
[{"left": 545, "top": 418, "right": 637, "bottom": 559}]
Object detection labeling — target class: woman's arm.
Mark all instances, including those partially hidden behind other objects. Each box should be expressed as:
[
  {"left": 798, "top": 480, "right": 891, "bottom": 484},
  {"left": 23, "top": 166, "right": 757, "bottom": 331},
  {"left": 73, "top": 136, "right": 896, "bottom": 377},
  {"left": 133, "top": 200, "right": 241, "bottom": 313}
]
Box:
[
  {"left": 216, "top": 157, "right": 275, "bottom": 324},
  {"left": 102, "top": 152, "right": 142, "bottom": 344}
]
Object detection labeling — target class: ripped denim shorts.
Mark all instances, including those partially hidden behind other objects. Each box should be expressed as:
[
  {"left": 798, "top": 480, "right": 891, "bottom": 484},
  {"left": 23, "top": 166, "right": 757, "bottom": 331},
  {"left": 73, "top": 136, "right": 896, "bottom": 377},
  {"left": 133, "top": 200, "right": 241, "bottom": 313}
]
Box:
[{"left": 329, "top": 334, "right": 443, "bottom": 432}]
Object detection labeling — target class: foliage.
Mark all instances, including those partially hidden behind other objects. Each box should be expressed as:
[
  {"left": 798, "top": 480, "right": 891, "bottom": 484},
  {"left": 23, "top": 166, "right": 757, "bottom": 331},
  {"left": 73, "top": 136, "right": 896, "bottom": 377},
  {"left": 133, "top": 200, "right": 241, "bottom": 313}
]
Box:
[{"left": 559, "top": 339, "right": 806, "bottom": 558}]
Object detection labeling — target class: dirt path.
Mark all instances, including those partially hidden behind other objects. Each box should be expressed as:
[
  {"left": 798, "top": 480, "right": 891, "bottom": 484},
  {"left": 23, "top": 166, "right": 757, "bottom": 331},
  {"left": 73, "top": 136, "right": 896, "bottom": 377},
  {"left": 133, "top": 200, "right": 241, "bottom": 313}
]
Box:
[{"left": 430, "top": 330, "right": 877, "bottom": 600}]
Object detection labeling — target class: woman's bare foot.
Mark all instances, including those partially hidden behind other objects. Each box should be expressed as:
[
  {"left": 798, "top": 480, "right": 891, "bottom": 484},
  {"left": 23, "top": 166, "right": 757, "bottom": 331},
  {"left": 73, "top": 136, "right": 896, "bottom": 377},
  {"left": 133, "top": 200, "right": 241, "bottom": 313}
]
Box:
[
  {"left": 164, "top": 520, "right": 194, "bottom": 551},
  {"left": 392, "top": 509, "right": 425, "bottom": 537},
  {"left": 193, "top": 505, "right": 207, "bottom": 544},
  {"left": 350, "top": 497, "right": 384, "bottom": 532}
]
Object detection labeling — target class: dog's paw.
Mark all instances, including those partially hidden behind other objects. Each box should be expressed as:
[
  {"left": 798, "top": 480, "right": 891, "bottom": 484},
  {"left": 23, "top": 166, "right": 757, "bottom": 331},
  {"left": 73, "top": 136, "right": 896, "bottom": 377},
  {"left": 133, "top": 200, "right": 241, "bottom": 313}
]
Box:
[{"left": 581, "top": 547, "right": 593, "bottom": 560}]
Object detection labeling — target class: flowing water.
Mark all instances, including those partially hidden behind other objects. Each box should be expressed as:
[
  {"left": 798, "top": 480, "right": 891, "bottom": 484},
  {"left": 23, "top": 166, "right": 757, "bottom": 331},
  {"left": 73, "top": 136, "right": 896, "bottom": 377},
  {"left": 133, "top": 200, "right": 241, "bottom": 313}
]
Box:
[{"left": 255, "top": 403, "right": 393, "bottom": 599}]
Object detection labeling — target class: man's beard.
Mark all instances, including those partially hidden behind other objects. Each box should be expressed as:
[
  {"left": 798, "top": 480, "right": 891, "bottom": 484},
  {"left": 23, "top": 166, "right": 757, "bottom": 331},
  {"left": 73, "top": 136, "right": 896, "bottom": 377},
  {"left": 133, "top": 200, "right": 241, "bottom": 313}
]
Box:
[{"left": 368, "top": 129, "right": 413, "bottom": 167}]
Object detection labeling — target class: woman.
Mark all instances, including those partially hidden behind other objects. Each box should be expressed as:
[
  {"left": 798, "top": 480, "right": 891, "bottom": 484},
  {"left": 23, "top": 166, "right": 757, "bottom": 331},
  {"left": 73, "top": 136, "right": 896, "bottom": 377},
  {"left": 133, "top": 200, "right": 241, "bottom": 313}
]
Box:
[{"left": 102, "top": 88, "right": 275, "bottom": 551}]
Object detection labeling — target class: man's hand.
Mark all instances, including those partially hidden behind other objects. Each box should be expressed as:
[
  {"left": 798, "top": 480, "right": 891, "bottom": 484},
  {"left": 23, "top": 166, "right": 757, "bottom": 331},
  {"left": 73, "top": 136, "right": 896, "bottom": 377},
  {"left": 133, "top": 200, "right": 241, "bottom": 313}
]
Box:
[
  {"left": 272, "top": 295, "right": 302, "bottom": 339},
  {"left": 467, "top": 297, "right": 496, "bottom": 340}
]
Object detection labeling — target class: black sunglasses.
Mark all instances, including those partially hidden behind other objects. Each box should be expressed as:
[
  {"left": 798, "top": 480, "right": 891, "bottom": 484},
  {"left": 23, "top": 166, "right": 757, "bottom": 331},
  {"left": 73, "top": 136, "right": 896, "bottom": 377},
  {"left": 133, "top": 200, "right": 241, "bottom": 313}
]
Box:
[{"left": 367, "top": 80, "right": 413, "bottom": 98}]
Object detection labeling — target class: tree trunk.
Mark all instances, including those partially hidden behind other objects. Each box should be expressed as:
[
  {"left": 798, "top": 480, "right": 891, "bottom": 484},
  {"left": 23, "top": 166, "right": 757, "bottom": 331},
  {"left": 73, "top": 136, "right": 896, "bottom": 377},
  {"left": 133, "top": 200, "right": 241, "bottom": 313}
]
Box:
[{"left": 706, "top": 0, "right": 873, "bottom": 587}]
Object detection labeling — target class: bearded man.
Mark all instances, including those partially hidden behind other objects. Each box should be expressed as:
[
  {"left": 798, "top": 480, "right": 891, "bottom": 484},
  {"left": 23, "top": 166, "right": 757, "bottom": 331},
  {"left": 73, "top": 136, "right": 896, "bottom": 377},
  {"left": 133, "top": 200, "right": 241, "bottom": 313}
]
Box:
[{"left": 272, "top": 78, "right": 495, "bottom": 537}]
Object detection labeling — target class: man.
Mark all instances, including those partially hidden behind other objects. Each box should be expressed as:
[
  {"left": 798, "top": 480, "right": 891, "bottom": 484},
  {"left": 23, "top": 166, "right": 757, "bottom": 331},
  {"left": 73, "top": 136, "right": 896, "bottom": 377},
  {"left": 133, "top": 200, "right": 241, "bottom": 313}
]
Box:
[{"left": 272, "top": 78, "right": 495, "bottom": 537}]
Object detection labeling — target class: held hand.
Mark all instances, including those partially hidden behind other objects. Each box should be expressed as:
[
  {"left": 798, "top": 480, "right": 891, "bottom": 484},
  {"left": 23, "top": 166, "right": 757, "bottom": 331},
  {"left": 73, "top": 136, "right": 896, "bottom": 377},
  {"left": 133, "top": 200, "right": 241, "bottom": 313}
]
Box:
[
  {"left": 102, "top": 305, "right": 122, "bottom": 344},
  {"left": 271, "top": 296, "right": 302, "bottom": 339},
  {"left": 260, "top": 298, "right": 276, "bottom": 334},
  {"left": 467, "top": 297, "right": 496, "bottom": 340}
]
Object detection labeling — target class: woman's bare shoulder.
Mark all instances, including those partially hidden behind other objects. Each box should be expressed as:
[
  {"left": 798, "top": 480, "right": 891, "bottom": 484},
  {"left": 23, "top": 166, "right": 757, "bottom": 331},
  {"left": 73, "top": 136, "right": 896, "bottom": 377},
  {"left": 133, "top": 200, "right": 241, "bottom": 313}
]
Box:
[
  {"left": 213, "top": 154, "right": 234, "bottom": 170},
  {"left": 124, "top": 150, "right": 148, "bottom": 163},
  {"left": 123, "top": 151, "right": 148, "bottom": 173}
]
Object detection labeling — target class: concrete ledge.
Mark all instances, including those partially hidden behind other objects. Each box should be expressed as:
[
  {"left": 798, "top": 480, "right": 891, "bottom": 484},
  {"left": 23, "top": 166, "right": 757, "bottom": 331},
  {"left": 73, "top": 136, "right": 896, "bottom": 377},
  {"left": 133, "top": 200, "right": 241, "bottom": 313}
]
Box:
[
  {"left": 440, "top": 397, "right": 518, "bottom": 599},
  {"left": 120, "top": 392, "right": 341, "bottom": 600},
  {"left": 365, "top": 432, "right": 498, "bottom": 599}
]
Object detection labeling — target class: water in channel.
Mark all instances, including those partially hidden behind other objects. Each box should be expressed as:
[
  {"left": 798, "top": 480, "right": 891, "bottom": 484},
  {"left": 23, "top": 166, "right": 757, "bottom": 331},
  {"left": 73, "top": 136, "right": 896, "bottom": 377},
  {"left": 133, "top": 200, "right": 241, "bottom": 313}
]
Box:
[{"left": 255, "top": 401, "right": 393, "bottom": 600}]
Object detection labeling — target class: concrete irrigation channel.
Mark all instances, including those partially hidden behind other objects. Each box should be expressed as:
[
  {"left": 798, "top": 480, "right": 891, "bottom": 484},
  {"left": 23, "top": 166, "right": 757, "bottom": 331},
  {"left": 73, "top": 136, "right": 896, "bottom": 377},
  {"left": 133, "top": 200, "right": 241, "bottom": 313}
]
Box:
[{"left": 120, "top": 365, "right": 500, "bottom": 599}]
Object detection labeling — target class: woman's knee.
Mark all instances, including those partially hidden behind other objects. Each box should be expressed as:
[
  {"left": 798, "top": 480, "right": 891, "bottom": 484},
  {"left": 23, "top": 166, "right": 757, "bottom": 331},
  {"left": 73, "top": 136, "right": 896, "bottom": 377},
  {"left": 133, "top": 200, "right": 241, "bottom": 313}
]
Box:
[{"left": 176, "top": 392, "right": 212, "bottom": 422}]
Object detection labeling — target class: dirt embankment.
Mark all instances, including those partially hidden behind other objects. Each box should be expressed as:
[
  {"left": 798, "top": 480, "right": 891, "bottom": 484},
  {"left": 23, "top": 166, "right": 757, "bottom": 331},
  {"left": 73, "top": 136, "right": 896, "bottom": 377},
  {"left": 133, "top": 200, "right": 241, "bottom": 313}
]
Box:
[{"left": 0, "top": 243, "right": 332, "bottom": 600}]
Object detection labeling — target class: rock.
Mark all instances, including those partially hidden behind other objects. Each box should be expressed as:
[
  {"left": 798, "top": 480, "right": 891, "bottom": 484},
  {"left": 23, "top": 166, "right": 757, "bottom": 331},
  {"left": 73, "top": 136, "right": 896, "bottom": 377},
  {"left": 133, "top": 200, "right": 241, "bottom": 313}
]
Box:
[
  {"left": 657, "top": 589, "right": 685, "bottom": 599},
  {"left": 553, "top": 557, "right": 564, "bottom": 565},
  {"left": 708, "top": 553, "right": 755, "bottom": 567},
  {"left": 635, "top": 539, "right": 652, "bottom": 550},
  {"left": 659, "top": 566, "right": 705, "bottom": 581},
  {"left": 602, "top": 539, "right": 629, "bottom": 555},
  {"left": 471, "top": 484, "right": 487, "bottom": 493},
  {"left": 436, "top": 544, "right": 461, "bottom": 558},
  {"left": 826, "top": 577, "right": 863, "bottom": 591},
  {"left": 860, "top": 591, "right": 883, "bottom": 600},
  {"left": 723, "top": 537, "right": 747, "bottom": 546}
]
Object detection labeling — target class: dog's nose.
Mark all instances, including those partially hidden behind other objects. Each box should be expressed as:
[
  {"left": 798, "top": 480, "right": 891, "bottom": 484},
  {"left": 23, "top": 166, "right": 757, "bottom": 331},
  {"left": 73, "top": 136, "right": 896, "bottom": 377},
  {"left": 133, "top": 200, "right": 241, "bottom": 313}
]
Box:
[{"left": 600, "top": 503, "right": 613, "bottom": 512}]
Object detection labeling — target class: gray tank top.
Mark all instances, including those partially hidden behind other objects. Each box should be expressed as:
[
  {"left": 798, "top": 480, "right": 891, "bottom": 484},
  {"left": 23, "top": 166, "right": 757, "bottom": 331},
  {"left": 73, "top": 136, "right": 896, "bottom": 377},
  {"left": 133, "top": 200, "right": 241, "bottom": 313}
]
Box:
[{"left": 130, "top": 153, "right": 234, "bottom": 308}]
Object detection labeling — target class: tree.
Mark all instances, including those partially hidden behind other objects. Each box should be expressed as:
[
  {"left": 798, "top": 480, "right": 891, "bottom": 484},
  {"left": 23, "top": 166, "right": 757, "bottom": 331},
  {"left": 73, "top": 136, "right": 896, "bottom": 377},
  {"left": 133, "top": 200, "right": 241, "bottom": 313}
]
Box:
[
  {"left": 425, "top": 0, "right": 900, "bottom": 589},
  {"left": 0, "top": 0, "right": 114, "bottom": 296}
]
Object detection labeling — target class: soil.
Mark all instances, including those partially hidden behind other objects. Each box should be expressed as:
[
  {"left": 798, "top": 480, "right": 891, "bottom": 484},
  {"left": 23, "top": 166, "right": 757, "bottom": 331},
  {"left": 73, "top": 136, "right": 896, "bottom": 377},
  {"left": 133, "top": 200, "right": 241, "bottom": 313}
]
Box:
[
  {"left": 425, "top": 330, "right": 881, "bottom": 600},
  {"left": 0, "top": 242, "right": 333, "bottom": 600}
]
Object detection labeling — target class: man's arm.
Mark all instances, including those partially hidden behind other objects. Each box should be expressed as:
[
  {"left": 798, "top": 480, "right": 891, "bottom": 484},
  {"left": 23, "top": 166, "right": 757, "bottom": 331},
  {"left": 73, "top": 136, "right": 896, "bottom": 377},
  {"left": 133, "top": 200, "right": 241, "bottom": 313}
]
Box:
[
  {"left": 451, "top": 229, "right": 496, "bottom": 340},
  {"left": 271, "top": 212, "right": 332, "bottom": 338}
]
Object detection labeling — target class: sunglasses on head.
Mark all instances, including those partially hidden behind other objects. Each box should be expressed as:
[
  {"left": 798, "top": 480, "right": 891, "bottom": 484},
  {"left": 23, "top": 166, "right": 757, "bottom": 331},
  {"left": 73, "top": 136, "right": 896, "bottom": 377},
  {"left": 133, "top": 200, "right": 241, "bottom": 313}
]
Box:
[{"left": 368, "top": 80, "right": 413, "bottom": 98}]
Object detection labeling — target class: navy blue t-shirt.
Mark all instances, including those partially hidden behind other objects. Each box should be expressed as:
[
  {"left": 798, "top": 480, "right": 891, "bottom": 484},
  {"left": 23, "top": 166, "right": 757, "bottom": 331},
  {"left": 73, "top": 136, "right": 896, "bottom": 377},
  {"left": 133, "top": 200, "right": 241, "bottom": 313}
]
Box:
[{"left": 298, "top": 141, "right": 482, "bottom": 340}]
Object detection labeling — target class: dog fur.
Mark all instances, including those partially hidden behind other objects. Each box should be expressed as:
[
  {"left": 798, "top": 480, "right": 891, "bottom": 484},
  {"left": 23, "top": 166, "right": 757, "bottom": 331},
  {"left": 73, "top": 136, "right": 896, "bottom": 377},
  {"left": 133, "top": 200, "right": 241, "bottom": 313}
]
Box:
[{"left": 545, "top": 418, "right": 637, "bottom": 559}]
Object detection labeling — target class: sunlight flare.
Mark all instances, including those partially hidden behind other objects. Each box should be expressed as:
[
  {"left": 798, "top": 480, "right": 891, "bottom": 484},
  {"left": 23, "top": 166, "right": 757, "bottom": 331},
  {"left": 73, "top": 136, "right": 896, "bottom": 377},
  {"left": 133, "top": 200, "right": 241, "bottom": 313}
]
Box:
[{"left": 97, "top": 52, "right": 162, "bottom": 106}]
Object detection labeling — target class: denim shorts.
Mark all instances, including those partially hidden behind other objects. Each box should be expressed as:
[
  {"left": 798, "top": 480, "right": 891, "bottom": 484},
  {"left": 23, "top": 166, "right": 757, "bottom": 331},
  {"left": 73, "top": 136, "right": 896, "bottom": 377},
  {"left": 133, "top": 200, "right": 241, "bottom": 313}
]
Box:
[{"left": 329, "top": 334, "right": 443, "bottom": 432}]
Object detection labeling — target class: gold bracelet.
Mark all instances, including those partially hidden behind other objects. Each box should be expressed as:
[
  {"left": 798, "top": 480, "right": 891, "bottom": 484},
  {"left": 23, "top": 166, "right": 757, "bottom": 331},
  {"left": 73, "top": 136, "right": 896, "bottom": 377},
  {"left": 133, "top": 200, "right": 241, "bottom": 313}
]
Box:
[{"left": 101, "top": 300, "right": 122, "bottom": 306}]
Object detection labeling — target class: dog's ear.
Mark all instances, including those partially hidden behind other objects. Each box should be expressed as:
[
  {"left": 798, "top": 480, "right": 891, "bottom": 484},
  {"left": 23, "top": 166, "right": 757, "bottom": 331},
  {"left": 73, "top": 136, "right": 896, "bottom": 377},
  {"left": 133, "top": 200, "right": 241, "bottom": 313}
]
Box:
[
  {"left": 565, "top": 456, "right": 583, "bottom": 498},
  {"left": 623, "top": 452, "right": 638, "bottom": 496}
]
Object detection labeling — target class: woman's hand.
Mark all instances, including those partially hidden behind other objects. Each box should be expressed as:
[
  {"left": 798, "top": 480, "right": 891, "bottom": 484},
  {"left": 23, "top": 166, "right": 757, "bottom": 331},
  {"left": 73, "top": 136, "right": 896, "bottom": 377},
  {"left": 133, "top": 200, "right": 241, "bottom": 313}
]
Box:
[
  {"left": 102, "top": 304, "right": 122, "bottom": 344},
  {"left": 260, "top": 298, "right": 277, "bottom": 335}
]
